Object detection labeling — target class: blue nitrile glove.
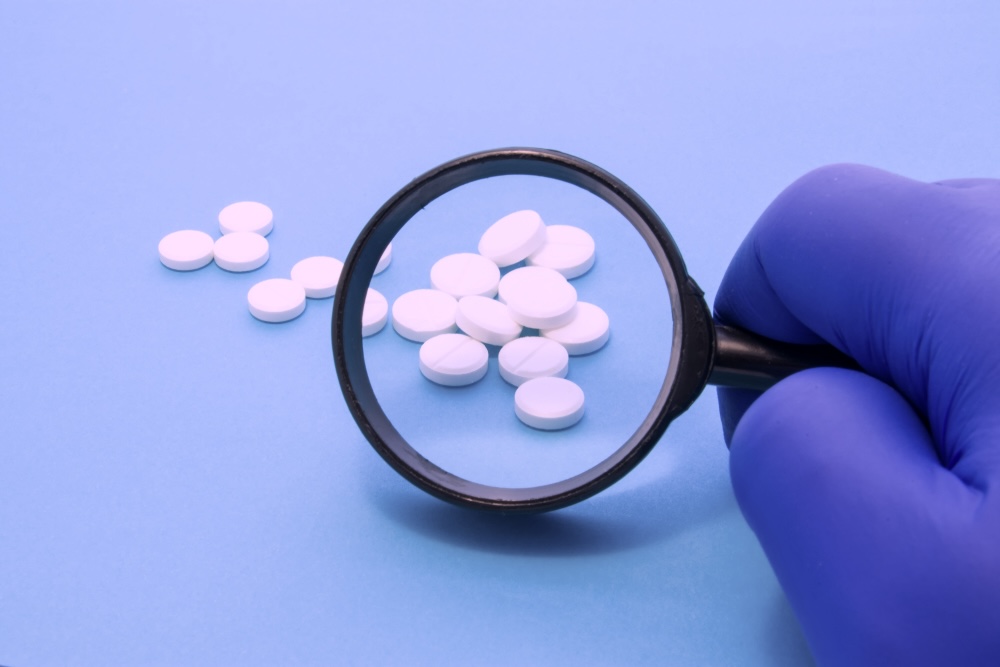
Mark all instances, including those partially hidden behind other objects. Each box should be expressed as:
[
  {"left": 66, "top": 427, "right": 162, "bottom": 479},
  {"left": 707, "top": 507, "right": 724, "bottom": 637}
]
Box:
[{"left": 714, "top": 164, "right": 1000, "bottom": 666}]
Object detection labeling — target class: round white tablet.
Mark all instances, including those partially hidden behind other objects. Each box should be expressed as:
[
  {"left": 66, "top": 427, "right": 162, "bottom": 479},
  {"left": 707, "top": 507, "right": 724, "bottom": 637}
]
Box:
[
  {"left": 290, "top": 256, "right": 343, "bottom": 298},
  {"left": 218, "top": 201, "right": 273, "bottom": 236},
  {"left": 498, "top": 266, "right": 578, "bottom": 329},
  {"left": 430, "top": 253, "right": 501, "bottom": 299},
  {"left": 478, "top": 209, "right": 547, "bottom": 267},
  {"left": 375, "top": 242, "right": 393, "bottom": 275},
  {"left": 419, "top": 333, "right": 489, "bottom": 387},
  {"left": 363, "top": 288, "right": 389, "bottom": 337},
  {"left": 391, "top": 289, "right": 458, "bottom": 342},
  {"left": 498, "top": 336, "right": 569, "bottom": 387},
  {"left": 213, "top": 232, "right": 269, "bottom": 272},
  {"left": 526, "top": 224, "right": 596, "bottom": 279},
  {"left": 541, "top": 302, "right": 611, "bottom": 355},
  {"left": 455, "top": 295, "right": 523, "bottom": 346},
  {"left": 158, "top": 230, "right": 215, "bottom": 271},
  {"left": 247, "top": 278, "right": 306, "bottom": 323},
  {"left": 514, "top": 377, "right": 585, "bottom": 430}
]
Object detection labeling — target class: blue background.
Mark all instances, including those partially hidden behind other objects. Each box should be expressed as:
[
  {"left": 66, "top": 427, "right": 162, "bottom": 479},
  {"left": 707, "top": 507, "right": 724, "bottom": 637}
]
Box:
[{"left": 1, "top": 2, "right": 997, "bottom": 665}]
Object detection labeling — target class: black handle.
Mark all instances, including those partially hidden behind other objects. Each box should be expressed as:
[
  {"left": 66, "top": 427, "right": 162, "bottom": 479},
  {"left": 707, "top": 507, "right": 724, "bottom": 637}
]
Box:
[{"left": 708, "top": 324, "right": 861, "bottom": 391}]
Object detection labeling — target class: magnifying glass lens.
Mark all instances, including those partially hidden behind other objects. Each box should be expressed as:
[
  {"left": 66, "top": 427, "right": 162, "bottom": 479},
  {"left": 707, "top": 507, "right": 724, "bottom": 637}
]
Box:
[{"left": 361, "top": 173, "right": 675, "bottom": 490}]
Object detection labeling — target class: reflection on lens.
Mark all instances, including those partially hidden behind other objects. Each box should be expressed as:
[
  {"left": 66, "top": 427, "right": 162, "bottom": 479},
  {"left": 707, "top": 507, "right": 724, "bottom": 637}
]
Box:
[{"left": 360, "top": 174, "right": 674, "bottom": 489}]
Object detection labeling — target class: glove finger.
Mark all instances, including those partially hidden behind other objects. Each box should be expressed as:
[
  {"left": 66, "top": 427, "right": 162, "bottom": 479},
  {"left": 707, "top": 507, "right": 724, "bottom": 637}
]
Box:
[
  {"left": 714, "top": 164, "right": 1000, "bottom": 487},
  {"left": 731, "top": 368, "right": 998, "bottom": 665}
]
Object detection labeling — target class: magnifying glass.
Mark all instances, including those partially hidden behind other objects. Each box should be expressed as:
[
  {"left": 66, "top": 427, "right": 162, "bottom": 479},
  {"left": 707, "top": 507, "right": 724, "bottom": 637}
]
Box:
[{"left": 332, "top": 148, "right": 854, "bottom": 513}]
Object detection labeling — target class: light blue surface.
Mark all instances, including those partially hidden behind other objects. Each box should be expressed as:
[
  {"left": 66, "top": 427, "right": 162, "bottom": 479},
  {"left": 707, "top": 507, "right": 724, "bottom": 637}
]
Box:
[{"left": 1, "top": 2, "right": 997, "bottom": 665}]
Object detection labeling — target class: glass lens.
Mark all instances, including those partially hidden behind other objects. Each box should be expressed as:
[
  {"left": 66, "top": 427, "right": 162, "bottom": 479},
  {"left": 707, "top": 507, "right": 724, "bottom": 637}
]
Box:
[{"left": 359, "top": 172, "right": 675, "bottom": 490}]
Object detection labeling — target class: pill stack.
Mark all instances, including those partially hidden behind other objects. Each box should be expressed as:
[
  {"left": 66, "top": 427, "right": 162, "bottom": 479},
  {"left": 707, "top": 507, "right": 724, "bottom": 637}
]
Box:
[
  {"left": 158, "top": 202, "right": 391, "bottom": 329},
  {"left": 390, "top": 210, "right": 610, "bottom": 431}
]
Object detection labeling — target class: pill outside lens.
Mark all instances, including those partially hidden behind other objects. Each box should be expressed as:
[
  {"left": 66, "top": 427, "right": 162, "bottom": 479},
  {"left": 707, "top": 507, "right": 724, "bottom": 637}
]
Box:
[
  {"left": 248, "top": 278, "right": 306, "bottom": 323},
  {"left": 291, "top": 256, "right": 343, "bottom": 298},
  {"left": 158, "top": 230, "right": 215, "bottom": 271},
  {"left": 219, "top": 201, "right": 274, "bottom": 236},
  {"left": 214, "top": 232, "right": 269, "bottom": 272}
]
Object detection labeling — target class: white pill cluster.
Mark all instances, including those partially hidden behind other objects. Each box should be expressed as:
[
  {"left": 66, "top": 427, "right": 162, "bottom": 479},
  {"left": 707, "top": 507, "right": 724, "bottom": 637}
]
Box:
[
  {"left": 158, "top": 202, "right": 392, "bottom": 329},
  {"left": 159, "top": 202, "right": 274, "bottom": 275},
  {"left": 390, "top": 209, "right": 609, "bottom": 431}
]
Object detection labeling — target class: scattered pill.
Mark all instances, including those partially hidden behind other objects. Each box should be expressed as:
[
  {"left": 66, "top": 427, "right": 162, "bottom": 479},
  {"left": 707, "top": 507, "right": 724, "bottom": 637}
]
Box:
[
  {"left": 218, "top": 201, "right": 273, "bottom": 236},
  {"left": 541, "top": 302, "right": 610, "bottom": 355},
  {"left": 498, "top": 266, "right": 578, "bottom": 329},
  {"left": 158, "top": 230, "right": 215, "bottom": 271},
  {"left": 514, "top": 377, "right": 585, "bottom": 430},
  {"left": 213, "top": 232, "right": 269, "bottom": 272},
  {"left": 363, "top": 288, "right": 389, "bottom": 337},
  {"left": 419, "top": 333, "right": 489, "bottom": 386},
  {"left": 526, "top": 224, "right": 596, "bottom": 279},
  {"left": 291, "top": 256, "right": 343, "bottom": 298},
  {"left": 375, "top": 242, "right": 393, "bottom": 275},
  {"left": 430, "top": 252, "right": 501, "bottom": 299},
  {"left": 478, "top": 209, "right": 547, "bottom": 267},
  {"left": 392, "top": 289, "right": 458, "bottom": 342},
  {"left": 498, "top": 336, "right": 569, "bottom": 387},
  {"left": 455, "top": 295, "right": 523, "bottom": 346},
  {"left": 247, "top": 278, "right": 306, "bottom": 323}
]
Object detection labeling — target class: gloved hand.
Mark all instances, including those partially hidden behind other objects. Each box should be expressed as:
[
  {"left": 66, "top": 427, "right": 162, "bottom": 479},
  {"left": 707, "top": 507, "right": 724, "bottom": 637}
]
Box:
[{"left": 714, "top": 164, "right": 1000, "bottom": 666}]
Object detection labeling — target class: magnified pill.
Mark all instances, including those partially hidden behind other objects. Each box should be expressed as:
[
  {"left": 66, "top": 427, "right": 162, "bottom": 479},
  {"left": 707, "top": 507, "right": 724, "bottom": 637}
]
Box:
[
  {"left": 392, "top": 289, "right": 458, "bottom": 342},
  {"left": 291, "top": 256, "right": 343, "bottom": 298},
  {"left": 363, "top": 288, "right": 389, "bottom": 337},
  {"left": 375, "top": 242, "right": 393, "bottom": 275},
  {"left": 430, "top": 253, "right": 501, "bottom": 299},
  {"left": 219, "top": 201, "right": 273, "bottom": 236},
  {"left": 498, "top": 336, "right": 569, "bottom": 387},
  {"left": 419, "top": 333, "right": 489, "bottom": 386},
  {"left": 498, "top": 266, "right": 577, "bottom": 329},
  {"left": 158, "top": 230, "right": 215, "bottom": 271},
  {"left": 526, "top": 224, "right": 596, "bottom": 279},
  {"left": 478, "top": 209, "right": 547, "bottom": 267},
  {"left": 248, "top": 278, "right": 306, "bottom": 323},
  {"left": 455, "top": 295, "right": 523, "bottom": 346},
  {"left": 541, "top": 302, "right": 610, "bottom": 355},
  {"left": 213, "top": 232, "right": 269, "bottom": 272},
  {"left": 514, "top": 377, "right": 585, "bottom": 430}
]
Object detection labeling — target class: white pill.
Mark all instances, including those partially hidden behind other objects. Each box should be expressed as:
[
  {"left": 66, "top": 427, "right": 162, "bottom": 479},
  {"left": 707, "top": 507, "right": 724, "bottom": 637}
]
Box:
[
  {"left": 290, "top": 256, "right": 343, "bottom": 298},
  {"left": 498, "top": 266, "right": 578, "bottom": 329},
  {"left": 363, "top": 288, "right": 389, "bottom": 337},
  {"left": 158, "top": 230, "right": 215, "bottom": 271},
  {"left": 392, "top": 289, "right": 458, "bottom": 342},
  {"left": 430, "top": 252, "right": 501, "bottom": 299},
  {"left": 375, "top": 242, "right": 393, "bottom": 275},
  {"left": 526, "top": 224, "right": 596, "bottom": 279},
  {"left": 218, "top": 201, "right": 273, "bottom": 236},
  {"left": 418, "top": 333, "right": 489, "bottom": 386},
  {"left": 455, "top": 295, "right": 523, "bottom": 346},
  {"left": 498, "top": 336, "right": 569, "bottom": 387},
  {"left": 541, "top": 302, "right": 611, "bottom": 355},
  {"left": 514, "top": 377, "right": 585, "bottom": 430},
  {"left": 478, "top": 209, "right": 547, "bottom": 267},
  {"left": 247, "top": 278, "right": 306, "bottom": 323},
  {"left": 213, "top": 232, "right": 269, "bottom": 272}
]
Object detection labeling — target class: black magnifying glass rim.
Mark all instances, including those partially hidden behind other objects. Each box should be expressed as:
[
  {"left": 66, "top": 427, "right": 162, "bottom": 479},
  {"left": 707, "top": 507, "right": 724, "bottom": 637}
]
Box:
[{"left": 332, "top": 147, "right": 716, "bottom": 513}]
